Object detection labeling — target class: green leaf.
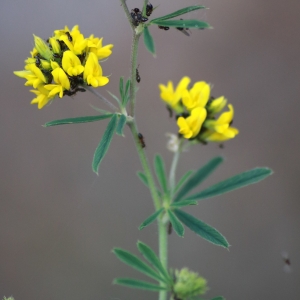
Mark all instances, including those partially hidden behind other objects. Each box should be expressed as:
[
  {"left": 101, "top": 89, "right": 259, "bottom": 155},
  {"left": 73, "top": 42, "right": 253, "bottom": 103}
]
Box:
[
  {"left": 137, "top": 241, "right": 170, "bottom": 281},
  {"left": 154, "top": 155, "right": 168, "bottom": 194},
  {"left": 137, "top": 171, "right": 149, "bottom": 187},
  {"left": 119, "top": 76, "right": 124, "bottom": 100},
  {"left": 185, "top": 168, "right": 273, "bottom": 201},
  {"left": 174, "top": 170, "right": 194, "bottom": 194},
  {"left": 116, "top": 114, "right": 127, "bottom": 136},
  {"left": 136, "top": 172, "right": 162, "bottom": 197},
  {"left": 107, "top": 90, "right": 122, "bottom": 107},
  {"left": 174, "top": 157, "right": 223, "bottom": 202},
  {"left": 113, "top": 248, "right": 166, "bottom": 282},
  {"left": 151, "top": 5, "right": 206, "bottom": 22},
  {"left": 170, "top": 200, "right": 197, "bottom": 208},
  {"left": 151, "top": 19, "right": 211, "bottom": 29},
  {"left": 122, "top": 78, "right": 131, "bottom": 107},
  {"left": 92, "top": 114, "right": 118, "bottom": 174},
  {"left": 174, "top": 209, "right": 229, "bottom": 248},
  {"left": 139, "top": 208, "right": 164, "bottom": 230},
  {"left": 44, "top": 114, "right": 113, "bottom": 127},
  {"left": 144, "top": 26, "right": 156, "bottom": 55},
  {"left": 113, "top": 278, "right": 167, "bottom": 291},
  {"left": 89, "top": 104, "right": 111, "bottom": 114},
  {"left": 167, "top": 210, "right": 184, "bottom": 237}
]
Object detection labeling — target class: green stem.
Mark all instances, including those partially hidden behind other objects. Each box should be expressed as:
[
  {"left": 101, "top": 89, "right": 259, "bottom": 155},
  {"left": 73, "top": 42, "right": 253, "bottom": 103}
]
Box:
[
  {"left": 169, "top": 147, "right": 181, "bottom": 200},
  {"left": 84, "top": 85, "right": 118, "bottom": 112},
  {"left": 129, "top": 33, "right": 141, "bottom": 116},
  {"left": 128, "top": 121, "right": 168, "bottom": 300},
  {"left": 119, "top": 0, "right": 134, "bottom": 31},
  {"left": 120, "top": 2, "right": 168, "bottom": 299}
]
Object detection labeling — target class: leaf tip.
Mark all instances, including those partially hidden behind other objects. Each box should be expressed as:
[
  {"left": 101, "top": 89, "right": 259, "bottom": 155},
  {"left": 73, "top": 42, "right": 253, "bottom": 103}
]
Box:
[{"left": 92, "top": 167, "right": 99, "bottom": 176}]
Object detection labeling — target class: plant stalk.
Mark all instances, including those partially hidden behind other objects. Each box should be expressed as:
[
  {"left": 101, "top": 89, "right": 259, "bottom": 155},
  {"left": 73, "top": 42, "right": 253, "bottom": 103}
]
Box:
[{"left": 120, "top": 2, "right": 169, "bottom": 299}]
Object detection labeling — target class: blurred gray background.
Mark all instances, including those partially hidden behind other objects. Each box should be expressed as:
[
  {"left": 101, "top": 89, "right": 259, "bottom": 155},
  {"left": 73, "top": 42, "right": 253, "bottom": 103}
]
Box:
[{"left": 1, "top": 0, "right": 299, "bottom": 299}]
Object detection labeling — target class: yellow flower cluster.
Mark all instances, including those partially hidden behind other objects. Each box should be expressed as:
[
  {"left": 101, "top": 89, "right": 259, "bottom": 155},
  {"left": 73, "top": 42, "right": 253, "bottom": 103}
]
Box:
[
  {"left": 159, "top": 77, "right": 239, "bottom": 143},
  {"left": 14, "top": 25, "right": 113, "bottom": 109}
]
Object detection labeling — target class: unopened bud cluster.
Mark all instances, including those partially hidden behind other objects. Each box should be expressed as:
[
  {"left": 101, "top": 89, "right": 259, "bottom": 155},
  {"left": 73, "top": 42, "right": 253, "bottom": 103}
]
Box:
[
  {"left": 14, "top": 25, "right": 113, "bottom": 109},
  {"left": 159, "top": 77, "right": 239, "bottom": 143},
  {"left": 173, "top": 268, "right": 208, "bottom": 300}
]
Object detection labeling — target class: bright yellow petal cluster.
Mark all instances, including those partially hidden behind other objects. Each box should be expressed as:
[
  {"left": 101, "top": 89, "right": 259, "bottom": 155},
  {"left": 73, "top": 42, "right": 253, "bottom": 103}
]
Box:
[
  {"left": 182, "top": 81, "right": 210, "bottom": 110},
  {"left": 159, "top": 77, "right": 239, "bottom": 144},
  {"left": 14, "top": 25, "right": 113, "bottom": 109},
  {"left": 159, "top": 76, "right": 190, "bottom": 113},
  {"left": 203, "top": 104, "right": 239, "bottom": 141},
  {"left": 177, "top": 107, "right": 207, "bottom": 139},
  {"left": 83, "top": 52, "right": 109, "bottom": 87}
]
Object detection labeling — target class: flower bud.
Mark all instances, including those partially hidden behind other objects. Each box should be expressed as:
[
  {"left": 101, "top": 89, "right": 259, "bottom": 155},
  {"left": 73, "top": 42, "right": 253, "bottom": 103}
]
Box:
[
  {"left": 33, "top": 34, "right": 52, "bottom": 60},
  {"left": 49, "top": 37, "right": 61, "bottom": 54},
  {"left": 173, "top": 268, "right": 208, "bottom": 299}
]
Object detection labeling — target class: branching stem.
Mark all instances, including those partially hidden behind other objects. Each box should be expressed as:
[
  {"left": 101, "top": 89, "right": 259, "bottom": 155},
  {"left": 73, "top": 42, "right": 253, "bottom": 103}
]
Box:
[{"left": 84, "top": 85, "right": 118, "bottom": 112}]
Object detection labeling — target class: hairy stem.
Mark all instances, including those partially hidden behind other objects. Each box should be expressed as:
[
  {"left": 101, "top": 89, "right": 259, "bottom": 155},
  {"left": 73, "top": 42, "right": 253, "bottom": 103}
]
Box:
[
  {"left": 169, "top": 150, "right": 180, "bottom": 199},
  {"left": 120, "top": 2, "right": 168, "bottom": 299},
  {"left": 119, "top": 0, "right": 134, "bottom": 31},
  {"left": 129, "top": 33, "right": 141, "bottom": 116}
]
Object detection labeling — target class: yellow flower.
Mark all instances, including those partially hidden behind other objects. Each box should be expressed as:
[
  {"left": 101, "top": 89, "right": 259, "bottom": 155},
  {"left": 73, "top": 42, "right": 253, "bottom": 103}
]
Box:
[
  {"left": 88, "top": 36, "right": 114, "bottom": 60},
  {"left": 44, "top": 68, "right": 70, "bottom": 98},
  {"left": 14, "top": 64, "right": 47, "bottom": 88},
  {"left": 62, "top": 50, "right": 84, "bottom": 76},
  {"left": 202, "top": 104, "right": 239, "bottom": 141},
  {"left": 14, "top": 25, "right": 113, "bottom": 108},
  {"left": 83, "top": 52, "right": 109, "bottom": 87},
  {"left": 59, "top": 25, "right": 87, "bottom": 55},
  {"left": 33, "top": 35, "right": 52, "bottom": 60},
  {"left": 182, "top": 81, "right": 210, "bottom": 110},
  {"left": 177, "top": 107, "right": 207, "bottom": 139},
  {"left": 159, "top": 76, "right": 191, "bottom": 112},
  {"left": 30, "top": 85, "right": 55, "bottom": 109},
  {"left": 205, "top": 104, "right": 235, "bottom": 133}
]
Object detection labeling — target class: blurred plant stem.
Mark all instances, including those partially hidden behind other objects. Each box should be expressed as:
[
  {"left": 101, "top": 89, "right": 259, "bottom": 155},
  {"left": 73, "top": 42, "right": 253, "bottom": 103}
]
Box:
[{"left": 120, "top": 1, "right": 168, "bottom": 299}]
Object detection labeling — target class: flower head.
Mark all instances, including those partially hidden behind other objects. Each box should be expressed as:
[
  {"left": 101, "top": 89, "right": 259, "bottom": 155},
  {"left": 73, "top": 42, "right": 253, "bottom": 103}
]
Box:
[
  {"left": 159, "top": 78, "right": 239, "bottom": 144},
  {"left": 173, "top": 268, "right": 208, "bottom": 300},
  {"left": 14, "top": 25, "right": 113, "bottom": 108}
]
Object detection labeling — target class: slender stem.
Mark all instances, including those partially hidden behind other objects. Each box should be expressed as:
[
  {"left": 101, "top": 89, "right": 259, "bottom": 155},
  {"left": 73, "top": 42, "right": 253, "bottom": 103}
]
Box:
[
  {"left": 169, "top": 140, "right": 183, "bottom": 199},
  {"left": 128, "top": 121, "right": 168, "bottom": 300},
  {"left": 84, "top": 85, "right": 118, "bottom": 112},
  {"left": 169, "top": 151, "right": 180, "bottom": 199},
  {"left": 158, "top": 221, "right": 168, "bottom": 300},
  {"left": 120, "top": 3, "right": 168, "bottom": 299},
  {"left": 128, "top": 122, "right": 161, "bottom": 210},
  {"left": 119, "top": 0, "right": 134, "bottom": 31},
  {"left": 129, "top": 33, "right": 141, "bottom": 116}
]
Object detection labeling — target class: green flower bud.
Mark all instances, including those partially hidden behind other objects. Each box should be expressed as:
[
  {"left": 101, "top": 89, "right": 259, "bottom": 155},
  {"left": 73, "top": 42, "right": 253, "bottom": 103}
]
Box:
[
  {"left": 173, "top": 268, "right": 208, "bottom": 300},
  {"left": 49, "top": 37, "right": 61, "bottom": 54},
  {"left": 33, "top": 34, "right": 52, "bottom": 60}
]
